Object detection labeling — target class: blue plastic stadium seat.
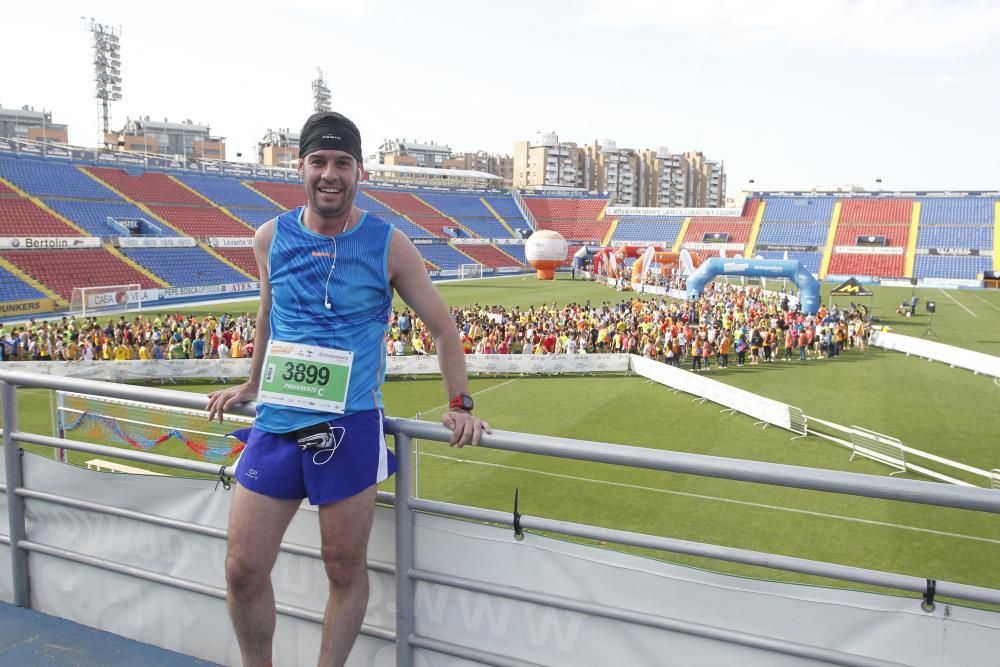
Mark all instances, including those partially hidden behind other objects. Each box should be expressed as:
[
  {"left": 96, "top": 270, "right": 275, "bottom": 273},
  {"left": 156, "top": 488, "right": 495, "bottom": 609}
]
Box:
[
  {"left": 760, "top": 197, "right": 836, "bottom": 223},
  {"left": 913, "top": 255, "right": 991, "bottom": 280},
  {"left": 0, "top": 157, "right": 121, "bottom": 200},
  {"left": 44, "top": 200, "right": 180, "bottom": 237},
  {"left": 916, "top": 225, "right": 992, "bottom": 249},
  {"left": 228, "top": 207, "right": 281, "bottom": 228},
  {"left": 756, "top": 223, "right": 831, "bottom": 247},
  {"left": 176, "top": 174, "right": 279, "bottom": 208},
  {"left": 120, "top": 247, "right": 252, "bottom": 287},
  {"left": 757, "top": 251, "right": 822, "bottom": 274},
  {"left": 0, "top": 264, "right": 46, "bottom": 300},
  {"left": 610, "top": 217, "right": 684, "bottom": 244},
  {"left": 417, "top": 244, "right": 474, "bottom": 269},
  {"left": 918, "top": 198, "right": 995, "bottom": 225}
]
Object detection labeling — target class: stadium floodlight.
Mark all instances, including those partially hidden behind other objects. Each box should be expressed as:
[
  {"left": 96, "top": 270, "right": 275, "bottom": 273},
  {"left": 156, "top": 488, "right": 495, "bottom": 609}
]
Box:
[
  {"left": 312, "top": 67, "right": 332, "bottom": 113},
  {"left": 87, "top": 18, "right": 123, "bottom": 144}
]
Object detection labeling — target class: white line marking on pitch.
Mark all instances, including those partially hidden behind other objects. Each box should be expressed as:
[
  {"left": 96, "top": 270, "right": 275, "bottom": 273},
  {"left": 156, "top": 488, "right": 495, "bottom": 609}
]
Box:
[
  {"left": 417, "top": 379, "right": 517, "bottom": 417},
  {"left": 970, "top": 294, "right": 1000, "bottom": 312},
  {"left": 418, "top": 451, "right": 1000, "bottom": 546},
  {"left": 938, "top": 289, "right": 977, "bottom": 317}
]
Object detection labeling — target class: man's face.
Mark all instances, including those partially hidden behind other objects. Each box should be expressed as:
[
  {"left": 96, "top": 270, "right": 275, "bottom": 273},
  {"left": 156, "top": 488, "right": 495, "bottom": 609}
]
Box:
[{"left": 299, "top": 149, "right": 360, "bottom": 219}]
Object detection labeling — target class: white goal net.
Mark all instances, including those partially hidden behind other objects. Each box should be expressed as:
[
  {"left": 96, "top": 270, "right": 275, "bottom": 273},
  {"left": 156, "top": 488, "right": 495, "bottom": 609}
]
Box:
[
  {"left": 70, "top": 284, "right": 143, "bottom": 316},
  {"left": 459, "top": 263, "right": 485, "bottom": 280}
]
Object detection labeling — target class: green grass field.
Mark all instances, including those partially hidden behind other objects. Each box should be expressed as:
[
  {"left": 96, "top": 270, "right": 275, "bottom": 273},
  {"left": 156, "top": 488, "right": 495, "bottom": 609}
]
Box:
[{"left": 3, "top": 275, "right": 1000, "bottom": 606}]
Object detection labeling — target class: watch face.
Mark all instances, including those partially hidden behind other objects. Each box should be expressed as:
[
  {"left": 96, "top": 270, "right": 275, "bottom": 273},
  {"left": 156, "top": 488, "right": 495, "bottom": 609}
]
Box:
[{"left": 461, "top": 394, "right": 474, "bottom": 410}]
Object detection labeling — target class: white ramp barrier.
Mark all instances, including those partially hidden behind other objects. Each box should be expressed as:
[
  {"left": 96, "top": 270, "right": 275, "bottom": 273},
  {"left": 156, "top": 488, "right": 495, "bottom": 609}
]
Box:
[
  {"left": 870, "top": 330, "right": 1000, "bottom": 379},
  {"left": 629, "top": 355, "right": 793, "bottom": 430}
]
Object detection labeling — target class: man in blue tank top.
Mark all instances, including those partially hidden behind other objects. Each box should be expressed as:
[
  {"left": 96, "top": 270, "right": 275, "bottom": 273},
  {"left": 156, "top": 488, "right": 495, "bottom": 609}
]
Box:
[{"left": 206, "top": 111, "right": 490, "bottom": 667}]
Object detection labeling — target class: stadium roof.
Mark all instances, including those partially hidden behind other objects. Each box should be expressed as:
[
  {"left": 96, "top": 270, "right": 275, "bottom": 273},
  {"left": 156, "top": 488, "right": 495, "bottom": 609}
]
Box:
[{"left": 365, "top": 163, "right": 501, "bottom": 181}]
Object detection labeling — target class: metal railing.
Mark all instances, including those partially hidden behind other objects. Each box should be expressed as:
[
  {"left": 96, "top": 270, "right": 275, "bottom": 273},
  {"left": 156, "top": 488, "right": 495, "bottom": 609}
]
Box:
[{"left": 2, "top": 368, "right": 1000, "bottom": 666}]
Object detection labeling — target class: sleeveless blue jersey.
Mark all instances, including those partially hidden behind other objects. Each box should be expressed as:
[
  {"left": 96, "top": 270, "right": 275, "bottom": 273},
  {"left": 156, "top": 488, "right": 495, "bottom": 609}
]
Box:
[{"left": 256, "top": 207, "right": 394, "bottom": 433}]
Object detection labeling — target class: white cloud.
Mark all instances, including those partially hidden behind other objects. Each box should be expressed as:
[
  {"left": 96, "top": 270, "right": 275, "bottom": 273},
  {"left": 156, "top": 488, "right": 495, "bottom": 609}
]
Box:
[{"left": 580, "top": 0, "right": 1000, "bottom": 58}]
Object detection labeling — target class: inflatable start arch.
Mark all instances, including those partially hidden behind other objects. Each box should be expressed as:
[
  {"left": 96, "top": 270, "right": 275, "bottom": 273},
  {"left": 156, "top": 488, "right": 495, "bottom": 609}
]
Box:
[{"left": 685, "top": 258, "right": 821, "bottom": 314}]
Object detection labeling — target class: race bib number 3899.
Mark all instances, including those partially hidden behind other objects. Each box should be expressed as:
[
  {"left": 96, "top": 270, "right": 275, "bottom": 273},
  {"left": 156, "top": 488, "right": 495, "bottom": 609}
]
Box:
[{"left": 258, "top": 341, "right": 353, "bottom": 413}]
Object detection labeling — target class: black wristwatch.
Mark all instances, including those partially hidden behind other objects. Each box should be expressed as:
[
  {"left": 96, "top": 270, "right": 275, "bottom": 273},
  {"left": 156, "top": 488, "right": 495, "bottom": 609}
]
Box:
[{"left": 448, "top": 393, "right": 474, "bottom": 411}]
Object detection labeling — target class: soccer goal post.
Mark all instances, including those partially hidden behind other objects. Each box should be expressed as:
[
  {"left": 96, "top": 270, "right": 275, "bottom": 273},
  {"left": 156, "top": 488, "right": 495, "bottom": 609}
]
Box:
[
  {"left": 459, "top": 263, "right": 485, "bottom": 280},
  {"left": 70, "top": 284, "right": 142, "bottom": 317}
]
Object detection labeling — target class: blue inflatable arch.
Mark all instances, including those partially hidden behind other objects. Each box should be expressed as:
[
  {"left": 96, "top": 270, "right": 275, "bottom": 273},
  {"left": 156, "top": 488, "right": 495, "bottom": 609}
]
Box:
[{"left": 685, "top": 258, "right": 821, "bottom": 314}]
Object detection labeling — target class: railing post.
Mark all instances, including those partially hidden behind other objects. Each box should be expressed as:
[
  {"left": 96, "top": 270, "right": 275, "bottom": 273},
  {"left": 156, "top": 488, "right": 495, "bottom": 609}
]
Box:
[
  {"left": 2, "top": 380, "right": 30, "bottom": 607},
  {"left": 394, "top": 432, "right": 415, "bottom": 667}
]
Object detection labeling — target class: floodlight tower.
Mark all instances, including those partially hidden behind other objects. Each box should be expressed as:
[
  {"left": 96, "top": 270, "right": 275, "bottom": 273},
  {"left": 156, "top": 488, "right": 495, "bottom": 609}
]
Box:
[
  {"left": 87, "top": 18, "right": 122, "bottom": 146},
  {"left": 312, "top": 67, "right": 332, "bottom": 113}
]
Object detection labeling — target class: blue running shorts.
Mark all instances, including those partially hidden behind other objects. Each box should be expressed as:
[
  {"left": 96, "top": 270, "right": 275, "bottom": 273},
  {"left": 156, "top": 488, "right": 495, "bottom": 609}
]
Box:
[{"left": 230, "top": 409, "right": 397, "bottom": 506}]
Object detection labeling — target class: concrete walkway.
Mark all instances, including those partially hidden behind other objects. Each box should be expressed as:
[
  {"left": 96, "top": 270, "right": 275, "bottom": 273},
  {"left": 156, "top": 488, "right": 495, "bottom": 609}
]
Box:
[{"left": 0, "top": 602, "right": 220, "bottom": 666}]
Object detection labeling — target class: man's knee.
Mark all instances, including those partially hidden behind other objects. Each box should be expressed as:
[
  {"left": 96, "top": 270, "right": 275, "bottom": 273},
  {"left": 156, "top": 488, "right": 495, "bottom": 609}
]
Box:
[
  {"left": 321, "top": 543, "right": 368, "bottom": 591},
  {"left": 226, "top": 549, "right": 271, "bottom": 595}
]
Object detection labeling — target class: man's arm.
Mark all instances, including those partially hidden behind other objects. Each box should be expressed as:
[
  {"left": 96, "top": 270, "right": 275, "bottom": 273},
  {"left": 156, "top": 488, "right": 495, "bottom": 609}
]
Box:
[
  {"left": 388, "top": 229, "right": 490, "bottom": 447},
  {"left": 206, "top": 220, "right": 275, "bottom": 422}
]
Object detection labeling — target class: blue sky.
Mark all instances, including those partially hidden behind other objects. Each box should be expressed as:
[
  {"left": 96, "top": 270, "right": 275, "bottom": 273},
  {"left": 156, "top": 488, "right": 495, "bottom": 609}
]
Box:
[{"left": 4, "top": 0, "right": 999, "bottom": 195}]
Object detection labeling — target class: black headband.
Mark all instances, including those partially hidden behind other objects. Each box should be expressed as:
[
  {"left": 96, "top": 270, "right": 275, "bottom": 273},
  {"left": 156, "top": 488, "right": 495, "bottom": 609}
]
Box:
[{"left": 299, "top": 112, "right": 363, "bottom": 163}]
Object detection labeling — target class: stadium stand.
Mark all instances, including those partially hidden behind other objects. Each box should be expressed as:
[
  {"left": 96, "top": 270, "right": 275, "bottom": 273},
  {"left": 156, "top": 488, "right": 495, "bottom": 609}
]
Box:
[
  {"left": 354, "top": 190, "right": 394, "bottom": 215},
  {"left": 147, "top": 206, "right": 255, "bottom": 237},
  {"left": 916, "top": 225, "right": 992, "bottom": 249},
  {"left": 416, "top": 244, "right": 476, "bottom": 270},
  {"left": 455, "top": 244, "right": 521, "bottom": 269},
  {"left": 418, "top": 192, "right": 517, "bottom": 238},
  {"left": 827, "top": 253, "right": 905, "bottom": 278},
  {"left": 760, "top": 196, "right": 835, "bottom": 223},
  {"left": 0, "top": 158, "right": 121, "bottom": 199},
  {"left": 484, "top": 194, "right": 527, "bottom": 222},
  {"left": 502, "top": 243, "right": 529, "bottom": 265},
  {"left": 683, "top": 220, "right": 753, "bottom": 244},
  {"left": 0, "top": 179, "right": 14, "bottom": 194},
  {"left": 1, "top": 248, "right": 161, "bottom": 299},
  {"left": 832, "top": 223, "right": 909, "bottom": 247},
  {"left": 120, "top": 247, "right": 252, "bottom": 287},
  {"left": 523, "top": 197, "right": 611, "bottom": 241},
  {"left": 755, "top": 222, "right": 830, "bottom": 247},
  {"left": 0, "top": 198, "right": 84, "bottom": 236},
  {"left": 175, "top": 174, "right": 277, "bottom": 208},
  {"left": 839, "top": 198, "right": 912, "bottom": 224},
  {"left": 85, "top": 167, "right": 205, "bottom": 205},
  {"left": 365, "top": 191, "right": 459, "bottom": 238},
  {"left": 212, "top": 247, "right": 259, "bottom": 278},
  {"left": 758, "top": 251, "right": 823, "bottom": 274},
  {"left": 913, "top": 255, "right": 992, "bottom": 280},
  {"left": 918, "top": 197, "right": 995, "bottom": 225},
  {"left": 0, "top": 263, "right": 46, "bottom": 300},
  {"left": 44, "top": 200, "right": 179, "bottom": 237},
  {"left": 247, "top": 181, "right": 303, "bottom": 209},
  {"left": 610, "top": 216, "right": 684, "bottom": 244},
  {"left": 227, "top": 207, "right": 281, "bottom": 228}
]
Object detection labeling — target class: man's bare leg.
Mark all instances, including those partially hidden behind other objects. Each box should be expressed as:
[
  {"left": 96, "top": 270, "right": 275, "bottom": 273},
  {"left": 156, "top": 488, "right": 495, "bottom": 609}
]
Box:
[
  {"left": 226, "top": 485, "right": 302, "bottom": 667},
  {"left": 316, "top": 484, "right": 378, "bottom": 667}
]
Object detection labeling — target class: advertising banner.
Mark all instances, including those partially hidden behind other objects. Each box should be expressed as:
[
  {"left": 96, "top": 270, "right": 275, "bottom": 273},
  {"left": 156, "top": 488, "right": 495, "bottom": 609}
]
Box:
[
  {"left": 0, "top": 237, "right": 100, "bottom": 250},
  {"left": 117, "top": 237, "right": 197, "bottom": 248},
  {"left": 209, "top": 237, "right": 255, "bottom": 248},
  {"left": 607, "top": 206, "right": 743, "bottom": 217},
  {"left": 159, "top": 282, "right": 260, "bottom": 299},
  {"left": 834, "top": 245, "right": 902, "bottom": 255},
  {"left": 0, "top": 298, "right": 56, "bottom": 317}
]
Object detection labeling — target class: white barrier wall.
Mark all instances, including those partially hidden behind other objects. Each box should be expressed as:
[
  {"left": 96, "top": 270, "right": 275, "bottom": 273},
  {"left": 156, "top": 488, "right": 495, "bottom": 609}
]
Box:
[
  {"left": 12, "top": 454, "right": 1000, "bottom": 666},
  {"left": 0, "top": 354, "right": 631, "bottom": 380},
  {"left": 870, "top": 330, "right": 1000, "bottom": 379},
  {"left": 0, "top": 455, "right": 10, "bottom": 605},
  {"left": 629, "top": 355, "right": 793, "bottom": 430}
]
